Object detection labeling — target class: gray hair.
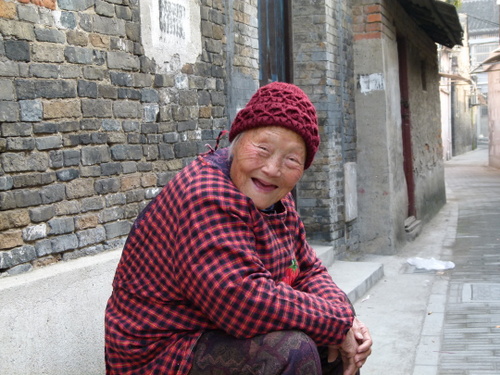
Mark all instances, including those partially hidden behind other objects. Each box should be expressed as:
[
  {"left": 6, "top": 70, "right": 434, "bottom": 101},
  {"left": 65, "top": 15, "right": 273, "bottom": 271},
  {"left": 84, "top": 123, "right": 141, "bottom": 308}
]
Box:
[{"left": 227, "top": 133, "right": 243, "bottom": 161}]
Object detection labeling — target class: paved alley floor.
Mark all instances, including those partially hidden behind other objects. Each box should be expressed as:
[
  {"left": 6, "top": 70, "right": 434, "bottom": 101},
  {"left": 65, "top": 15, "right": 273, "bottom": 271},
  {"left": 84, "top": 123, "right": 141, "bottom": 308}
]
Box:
[
  {"left": 353, "top": 145, "right": 500, "bottom": 375},
  {"left": 439, "top": 146, "right": 500, "bottom": 375}
]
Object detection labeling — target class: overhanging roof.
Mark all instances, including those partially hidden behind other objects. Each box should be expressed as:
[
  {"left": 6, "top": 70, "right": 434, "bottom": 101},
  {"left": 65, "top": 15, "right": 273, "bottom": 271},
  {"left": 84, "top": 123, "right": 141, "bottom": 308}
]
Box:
[
  {"left": 482, "top": 48, "right": 500, "bottom": 72},
  {"left": 399, "top": 0, "right": 464, "bottom": 48}
]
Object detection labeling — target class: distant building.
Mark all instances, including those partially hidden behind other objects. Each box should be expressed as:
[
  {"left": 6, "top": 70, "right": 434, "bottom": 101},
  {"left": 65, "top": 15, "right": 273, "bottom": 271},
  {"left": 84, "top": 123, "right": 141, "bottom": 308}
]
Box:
[{"left": 459, "top": 0, "right": 500, "bottom": 140}]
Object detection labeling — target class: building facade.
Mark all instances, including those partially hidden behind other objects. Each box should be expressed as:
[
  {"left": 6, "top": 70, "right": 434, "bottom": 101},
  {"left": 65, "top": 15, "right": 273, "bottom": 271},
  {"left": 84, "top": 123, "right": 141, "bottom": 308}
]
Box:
[{"left": 0, "top": 0, "right": 462, "bottom": 274}]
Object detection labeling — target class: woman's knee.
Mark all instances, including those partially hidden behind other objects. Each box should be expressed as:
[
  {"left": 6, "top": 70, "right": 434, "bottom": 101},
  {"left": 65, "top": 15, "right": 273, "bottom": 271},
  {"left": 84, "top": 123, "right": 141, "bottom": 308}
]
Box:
[
  {"left": 190, "top": 330, "right": 321, "bottom": 375},
  {"left": 263, "top": 330, "right": 321, "bottom": 375}
]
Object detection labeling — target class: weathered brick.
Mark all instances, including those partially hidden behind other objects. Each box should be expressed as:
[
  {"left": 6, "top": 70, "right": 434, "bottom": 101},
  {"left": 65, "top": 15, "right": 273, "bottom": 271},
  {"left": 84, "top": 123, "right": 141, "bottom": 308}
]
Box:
[
  {"left": 0, "top": 79, "right": 14, "bottom": 100},
  {"left": 34, "top": 239, "right": 52, "bottom": 257},
  {"left": 101, "top": 162, "right": 122, "bottom": 176},
  {"left": 95, "top": 0, "right": 114, "bottom": 17},
  {"left": 0, "top": 101, "right": 19, "bottom": 122},
  {"left": 43, "top": 99, "right": 82, "bottom": 119},
  {"left": 57, "top": 121, "right": 80, "bottom": 133},
  {"left": 0, "top": 245, "right": 36, "bottom": 268},
  {"left": 97, "top": 84, "right": 118, "bottom": 99},
  {"left": 0, "top": 210, "right": 29, "bottom": 231},
  {"left": 84, "top": 13, "right": 126, "bottom": 36},
  {"left": 13, "top": 187, "right": 41, "bottom": 208},
  {"left": 81, "top": 145, "right": 110, "bottom": 165},
  {"left": 81, "top": 119, "right": 101, "bottom": 130},
  {"left": 112, "top": 100, "right": 140, "bottom": 118},
  {"left": 31, "top": 43, "right": 65, "bottom": 63},
  {"left": 51, "top": 234, "right": 78, "bottom": 253},
  {"left": 36, "top": 80, "right": 77, "bottom": 99},
  {"left": 2, "top": 152, "right": 48, "bottom": 172},
  {"left": 110, "top": 144, "right": 143, "bottom": 161},
  {"left": 0, "top": 19, "right": 35, "bottom": 40},
  {"left": 0, "top": 61, "right": 19, "bottom": 77},
  {"left": 102, "top": 119, "right": 121, "bottom": 131},
  {"left": 83, "top": 66, "right": 105, "bottom": 81},
  {"left": 22, "top": 223, "right": 47, "bottom": 242},
  {"left": 66, "top": 30, "right": 89, "bottom": 46},
  {"left": 60, "top": 150, "right": 79, "bottom": 168},
  {"left": 0, "top": 0, "right": 17, "bottom": 19},
  {"left": 48, "top": 149, "right": 63, "bottom": 168},
  {"left": 159, "top": 144, "right": 175, "bottom": 159},
  {"left": 95, "top": 178, "right": 120, "bottom": 194},
  {"left": 66, "top": 178, "right": 94, "bottom": 199},
  {"left": 6, "top": 137, "right": 35, "bottom": 151},
  {"left": 17, "top": 4, "right": 38, "bottom": 22},
  {"left": 30, "top": 63, "right": 59, "bottom": 78},
  {"left": 81, "top": 196, "right": 104, "bottom": 215},
  {"left": 105, "top": 192, "right": 126, "bottom": 207},
  {"left": 140, "top": 88, "right": 159, "bottom": 103},
  {"left": 99, "top": 206, "right": 124, "bottom": 223},
  {"left": 12, "top": 172, "right": 55, "bottom": 188},
  {"left": 89, "top": 33, "right": 110, "bottom": 49},
  {"left": 78, "top": 80, "right": 98, "bottom": 98},
  {"left": 58, "top": 0, "right": 95, "bottom": 11},
  {"left": 110, "top": 71, "right": 133, "bottom": 87},
  {"left": 143, "top": 103, "right": 159, "bottom": 123},
  {"left": 29, "top": 205, "right": 56, "bottom": 223},
  {"left": 40, "top": 184, "right": 65, "bottom": 204},
  {"left": 36, "top": 135, "right": 63, "bottom": 150},
  {"left": 47, "top": 216, "right": 74, "bottom": 235},
  {"left": 81, "top": 98, "right": 113, "bottom": 118},
  {"left": 117, "top": 88, "right": 141, "bottom": 100},
  {"left": 56, "top": 168, "right": 80, "bottom": 181},
  {"left": 107, "top": 50, "right": 140, "bottom": 71},
  {"left": 0, "top": 176, "right": 13, "bottom": 191},
  {"left": 77, "top": 226, "right": 105, "bottom": 247},
  {"left": 74, "top": 213, "right": 98, "bottom": 230},
  {"left": 64, "top": 46, "right": 93, "bottom": 64},
  {"left": 116, "top": 5, "right": 132, "bottom": 20},
  {"left": 0, "top": 229, "right": 23, "bottom": 250},
  {"left": 20, "top": 100, "right": 43, "bottom": 122},
  {"left": 34, "top": 26, "right": 66, "bottom": 43},
  {"left": 58, "top": 11, "right": 77, "bottom": 29},
  {"left": 59, "top": 65, "right": 82, "bottom": 79},
  {"left": 4, "top": 39, "right": 30, "bottom": 61}
]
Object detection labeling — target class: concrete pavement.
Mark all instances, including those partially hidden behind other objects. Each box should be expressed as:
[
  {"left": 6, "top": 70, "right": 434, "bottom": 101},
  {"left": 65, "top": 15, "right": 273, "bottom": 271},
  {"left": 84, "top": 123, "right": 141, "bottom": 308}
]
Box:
[{"left": 344, "top": 144, "right": 500, "bottom": 375}]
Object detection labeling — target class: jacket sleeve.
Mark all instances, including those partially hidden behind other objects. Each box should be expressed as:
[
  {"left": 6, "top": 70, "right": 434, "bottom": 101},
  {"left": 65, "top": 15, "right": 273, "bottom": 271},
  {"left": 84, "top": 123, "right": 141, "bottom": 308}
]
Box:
[
  {"left": 172, "top": 183, "right": 354, "bottom": 346},
  {"left": 290, "top": 221, "right": 356, "bottom": 313}
]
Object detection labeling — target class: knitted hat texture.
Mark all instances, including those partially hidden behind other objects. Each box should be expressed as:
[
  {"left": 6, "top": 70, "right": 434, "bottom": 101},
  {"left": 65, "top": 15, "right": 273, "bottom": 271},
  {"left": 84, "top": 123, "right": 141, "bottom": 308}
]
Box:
[{"left": 229, "top": 82, "right": 320, "bottom": 169}]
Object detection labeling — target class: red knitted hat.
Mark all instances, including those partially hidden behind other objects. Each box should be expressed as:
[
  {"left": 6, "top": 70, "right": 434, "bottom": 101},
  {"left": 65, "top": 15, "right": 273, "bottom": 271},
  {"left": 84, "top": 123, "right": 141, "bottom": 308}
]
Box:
[{"left": 229, "top": 82, "right": 320, "bottom": 169}]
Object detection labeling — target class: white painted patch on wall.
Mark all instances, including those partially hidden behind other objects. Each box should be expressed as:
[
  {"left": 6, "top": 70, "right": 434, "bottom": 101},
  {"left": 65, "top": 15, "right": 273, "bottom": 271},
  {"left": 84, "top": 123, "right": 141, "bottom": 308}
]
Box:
[
  {"left": 344, "top": 162, "right": 358, "bottom": 222},
  {"left": 140, "top": 0, "right": 202, "bottom": 72},
  {"left": 358, "top": 73, "right": 385, "bottom": 94}
]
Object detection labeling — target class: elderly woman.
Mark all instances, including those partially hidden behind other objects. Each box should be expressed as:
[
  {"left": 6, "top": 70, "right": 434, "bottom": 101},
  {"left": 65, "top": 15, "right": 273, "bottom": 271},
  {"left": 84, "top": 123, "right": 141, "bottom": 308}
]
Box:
[{"left": 105, "top": 82, "right": 372, "bottom": 375}]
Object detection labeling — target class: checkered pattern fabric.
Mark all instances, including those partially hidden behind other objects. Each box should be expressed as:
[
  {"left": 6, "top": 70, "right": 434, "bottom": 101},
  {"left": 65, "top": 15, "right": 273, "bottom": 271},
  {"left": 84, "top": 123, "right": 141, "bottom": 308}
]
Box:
[{"left": 105, "top": 149, "right": 354, "bottom": 375}]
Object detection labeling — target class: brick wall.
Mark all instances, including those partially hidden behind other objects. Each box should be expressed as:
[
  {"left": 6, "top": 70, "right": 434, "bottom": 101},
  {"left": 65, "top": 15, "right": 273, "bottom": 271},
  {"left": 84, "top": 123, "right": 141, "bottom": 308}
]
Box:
[
  {"left": 292, "top": 0, "right": 360, "bottom": 258},
  {"left": 0, "top": 0, "right": 228, "bottom": 275}
]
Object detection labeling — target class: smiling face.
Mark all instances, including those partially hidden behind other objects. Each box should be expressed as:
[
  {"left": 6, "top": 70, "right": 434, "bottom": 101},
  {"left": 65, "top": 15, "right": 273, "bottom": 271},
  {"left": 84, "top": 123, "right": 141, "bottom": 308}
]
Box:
[{"left": 229, "top": 126, "right": 306, "bottom": 210}]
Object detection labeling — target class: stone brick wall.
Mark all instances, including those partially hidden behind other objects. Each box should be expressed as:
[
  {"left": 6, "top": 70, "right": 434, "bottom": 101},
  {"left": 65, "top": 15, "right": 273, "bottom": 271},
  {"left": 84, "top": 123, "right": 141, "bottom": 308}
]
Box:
[
  {"left": 292, "top": 0, "right": 360, "bottom": 258},
  {"left": 0, "top": 0, "right": 227, "bottom": 275}
]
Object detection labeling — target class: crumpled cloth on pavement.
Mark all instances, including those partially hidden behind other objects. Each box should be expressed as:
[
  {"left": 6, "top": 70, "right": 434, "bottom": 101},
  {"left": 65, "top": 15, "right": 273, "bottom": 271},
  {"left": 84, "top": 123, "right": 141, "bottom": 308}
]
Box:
[{"left": 406, "top": 257, "right": 455, "bottom": 270}]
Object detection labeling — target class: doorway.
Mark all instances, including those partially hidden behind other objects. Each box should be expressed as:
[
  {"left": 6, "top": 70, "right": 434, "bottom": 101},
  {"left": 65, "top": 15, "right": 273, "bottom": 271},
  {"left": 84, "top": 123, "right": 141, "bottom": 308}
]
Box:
[
  {"left": 258, "top": 0, "right": 293, "bottom": 85},
  {"left": 397, "top": 36, "right": 416, "bottom": 218}
]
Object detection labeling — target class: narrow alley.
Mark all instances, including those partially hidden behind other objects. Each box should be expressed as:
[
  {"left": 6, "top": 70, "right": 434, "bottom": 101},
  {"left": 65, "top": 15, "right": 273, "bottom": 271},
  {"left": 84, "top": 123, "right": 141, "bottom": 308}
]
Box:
[
  {"left": 354, "top": 144, "right": 500, "bottom": 375},
  {"left": 439, "top": 145, "right": 500, "bottom": 374}
]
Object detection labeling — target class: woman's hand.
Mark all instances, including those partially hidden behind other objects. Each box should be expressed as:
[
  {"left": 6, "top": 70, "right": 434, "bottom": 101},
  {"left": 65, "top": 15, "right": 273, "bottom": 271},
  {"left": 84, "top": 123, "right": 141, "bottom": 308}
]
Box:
[
  {"left": 329, "top": 317, "right": 372, "bottom": 375},
  {"left": 352, "top": 317, "right": 372, "bottom": 368}
]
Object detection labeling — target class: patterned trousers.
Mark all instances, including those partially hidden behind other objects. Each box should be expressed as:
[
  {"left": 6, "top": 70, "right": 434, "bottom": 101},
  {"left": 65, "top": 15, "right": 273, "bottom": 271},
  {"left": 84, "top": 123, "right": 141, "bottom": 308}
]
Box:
[{"left": 189, "top": 330, "right": 360, "bottom": 375}]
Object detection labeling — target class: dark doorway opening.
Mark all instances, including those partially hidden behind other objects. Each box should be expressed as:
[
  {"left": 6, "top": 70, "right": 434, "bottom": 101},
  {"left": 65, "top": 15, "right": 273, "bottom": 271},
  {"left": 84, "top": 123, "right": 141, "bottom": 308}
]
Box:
[
  {"left": 258, "top": 0, "right": 293, "bottom": 85},
  {"left": 397, "top": 36, "right": 416, "bottom": 218}
]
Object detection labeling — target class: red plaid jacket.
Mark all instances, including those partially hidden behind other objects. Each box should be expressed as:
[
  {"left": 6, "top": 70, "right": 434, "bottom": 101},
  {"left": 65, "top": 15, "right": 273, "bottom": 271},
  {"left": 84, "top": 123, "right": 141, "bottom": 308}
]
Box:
[{"left": 105, "top": 149, "right": 354, "bottom": 374}]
